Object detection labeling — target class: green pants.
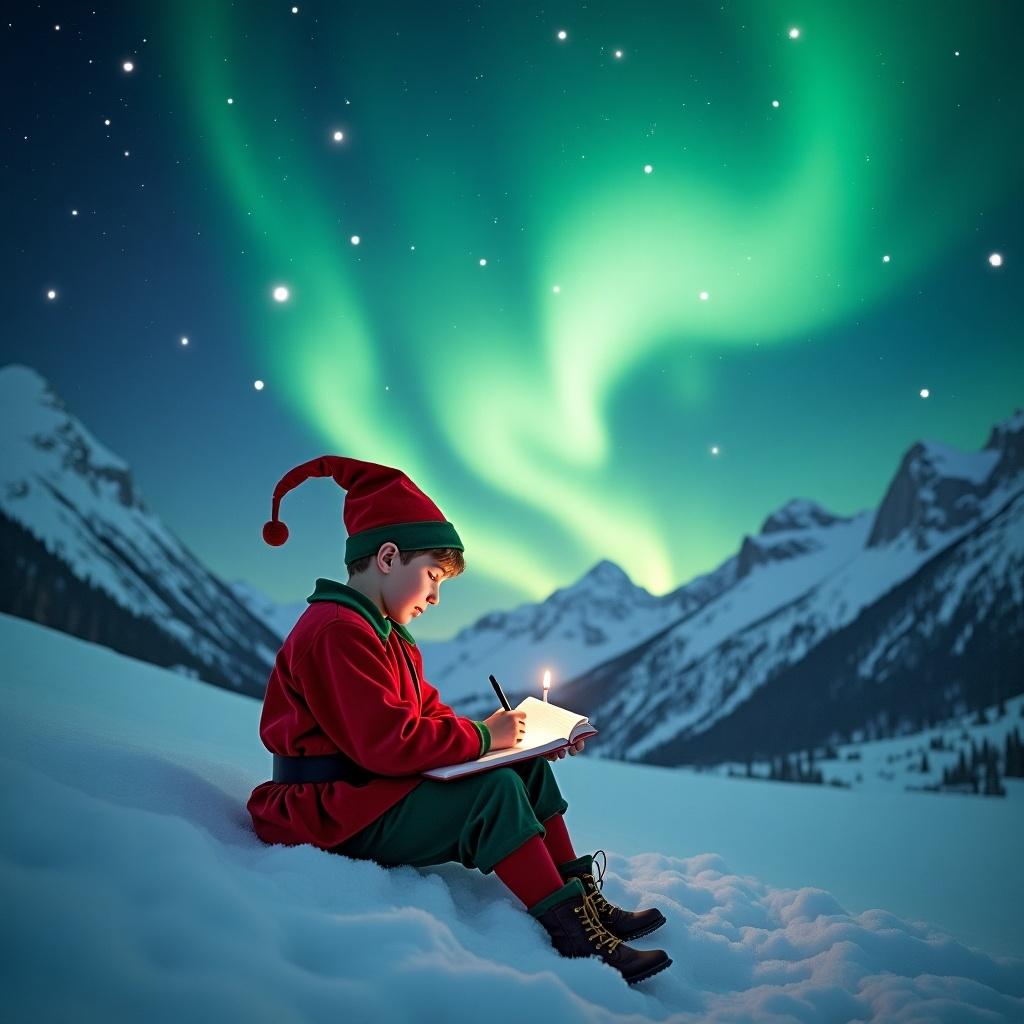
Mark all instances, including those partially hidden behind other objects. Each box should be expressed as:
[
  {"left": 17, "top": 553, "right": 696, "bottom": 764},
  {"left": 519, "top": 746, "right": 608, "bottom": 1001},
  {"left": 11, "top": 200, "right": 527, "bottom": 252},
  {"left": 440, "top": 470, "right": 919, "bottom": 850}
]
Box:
[{"left": 331, "top": 756, "right": 569, "bottom": 875}]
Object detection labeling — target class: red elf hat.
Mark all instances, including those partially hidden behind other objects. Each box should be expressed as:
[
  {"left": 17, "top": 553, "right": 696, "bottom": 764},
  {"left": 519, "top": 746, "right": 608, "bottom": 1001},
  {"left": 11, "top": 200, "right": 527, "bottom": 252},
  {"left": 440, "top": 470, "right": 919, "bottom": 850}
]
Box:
[{"left": 262, "top": 455, "right": 464, "bottom": 564}]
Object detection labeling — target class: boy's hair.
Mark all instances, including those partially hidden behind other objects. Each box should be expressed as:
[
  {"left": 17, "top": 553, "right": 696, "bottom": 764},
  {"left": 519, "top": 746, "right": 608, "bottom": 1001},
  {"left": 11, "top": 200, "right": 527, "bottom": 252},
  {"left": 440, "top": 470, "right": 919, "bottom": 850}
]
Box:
[{"left": 346, "top": 546, "right": 465, "bottom": 579}]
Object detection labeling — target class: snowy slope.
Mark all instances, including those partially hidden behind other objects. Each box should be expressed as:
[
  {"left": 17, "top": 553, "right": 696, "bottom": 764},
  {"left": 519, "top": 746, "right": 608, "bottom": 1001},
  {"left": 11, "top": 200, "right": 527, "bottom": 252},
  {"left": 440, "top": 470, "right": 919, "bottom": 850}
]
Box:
[
  {"left": 3, "top": 611, "right": 1023, "bottom": 1022},
  {"left": 710, "top": 694, "right": 1024, "bottom": 798},
  {"left": 0, "top": 363, "right": 281, "bottom": 696}
]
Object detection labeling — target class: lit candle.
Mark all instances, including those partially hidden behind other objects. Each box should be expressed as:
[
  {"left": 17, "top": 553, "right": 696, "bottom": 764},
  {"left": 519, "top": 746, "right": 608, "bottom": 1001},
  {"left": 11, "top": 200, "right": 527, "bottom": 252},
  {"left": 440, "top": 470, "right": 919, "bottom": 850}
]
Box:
[{"left": 542, "top": 669, "right": 551, "bottom": 702}]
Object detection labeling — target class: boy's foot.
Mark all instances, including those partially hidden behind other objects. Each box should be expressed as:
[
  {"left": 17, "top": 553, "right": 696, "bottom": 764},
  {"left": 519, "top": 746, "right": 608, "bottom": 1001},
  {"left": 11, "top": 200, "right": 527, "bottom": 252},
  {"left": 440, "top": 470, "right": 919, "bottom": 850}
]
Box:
[
  {"left": 558, "top": 850, "right": 667, "bottom": 942},
  {"left": 530, "top": 877, "right": 672, "bottom": 985}
]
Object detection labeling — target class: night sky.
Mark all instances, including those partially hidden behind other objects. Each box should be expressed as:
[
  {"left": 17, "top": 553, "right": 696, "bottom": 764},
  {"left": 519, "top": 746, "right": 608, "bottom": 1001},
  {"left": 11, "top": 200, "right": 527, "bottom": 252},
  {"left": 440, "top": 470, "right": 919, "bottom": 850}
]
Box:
[{"left": 3, "top": 1, "right": 1021, "bottom": 639}]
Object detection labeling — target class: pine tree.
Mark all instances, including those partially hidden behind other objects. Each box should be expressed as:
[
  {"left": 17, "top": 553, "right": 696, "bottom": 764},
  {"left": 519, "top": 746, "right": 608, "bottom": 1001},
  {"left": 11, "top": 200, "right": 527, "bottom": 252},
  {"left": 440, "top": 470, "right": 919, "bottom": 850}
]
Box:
[
  {"left": 1007, "top": 729, "right": 1022, "bottom": 778},
  {"left": 983, "top": 755, "right": 1006, "bottom": 797}
]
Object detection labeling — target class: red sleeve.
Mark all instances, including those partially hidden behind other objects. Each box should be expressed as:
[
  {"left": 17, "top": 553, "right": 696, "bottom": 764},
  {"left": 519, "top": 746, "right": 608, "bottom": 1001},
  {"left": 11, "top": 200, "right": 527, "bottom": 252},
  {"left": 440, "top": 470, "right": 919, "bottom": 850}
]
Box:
[
  {"left": 296, "top": 622, "right": 484, "bottom": 775},
  {"left": 419, "top": 674, "right": 450, "bottom": 718},
  {"left": 418, "top": 661, "right": 492, "bottom": 756}
]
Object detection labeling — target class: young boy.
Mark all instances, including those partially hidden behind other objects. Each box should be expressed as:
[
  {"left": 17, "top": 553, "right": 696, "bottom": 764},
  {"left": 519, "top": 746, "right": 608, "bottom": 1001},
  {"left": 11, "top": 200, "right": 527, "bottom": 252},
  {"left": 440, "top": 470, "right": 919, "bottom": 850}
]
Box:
[{"left": 248, "top": 455, "right": 671, "bottom": 985}]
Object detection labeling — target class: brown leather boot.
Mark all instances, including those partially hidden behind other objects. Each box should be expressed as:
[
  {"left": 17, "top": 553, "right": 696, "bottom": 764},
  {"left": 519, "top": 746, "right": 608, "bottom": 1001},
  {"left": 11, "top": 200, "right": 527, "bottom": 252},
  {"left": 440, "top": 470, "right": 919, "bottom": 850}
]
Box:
[
  {"left": 558, "top": 850, "right": 666, "bottom": 942},
  {"left": 529, "top": 877, "right": 672, "bottom": 985}
]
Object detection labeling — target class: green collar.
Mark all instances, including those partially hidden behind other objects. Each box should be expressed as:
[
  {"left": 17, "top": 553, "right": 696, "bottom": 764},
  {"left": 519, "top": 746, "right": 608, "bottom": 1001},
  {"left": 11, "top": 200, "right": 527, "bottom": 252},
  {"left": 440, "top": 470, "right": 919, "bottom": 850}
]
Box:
[{"left": 306, "top": 578, "right": 417, "bottom": 646}]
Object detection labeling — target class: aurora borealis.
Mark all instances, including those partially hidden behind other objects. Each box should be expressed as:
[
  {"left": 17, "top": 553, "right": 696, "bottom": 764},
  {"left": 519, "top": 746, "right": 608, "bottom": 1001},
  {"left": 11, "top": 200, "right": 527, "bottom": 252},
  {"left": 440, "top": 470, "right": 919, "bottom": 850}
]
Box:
[{"left": 4, "top": 1, "right": 1021, "bottom": 637}]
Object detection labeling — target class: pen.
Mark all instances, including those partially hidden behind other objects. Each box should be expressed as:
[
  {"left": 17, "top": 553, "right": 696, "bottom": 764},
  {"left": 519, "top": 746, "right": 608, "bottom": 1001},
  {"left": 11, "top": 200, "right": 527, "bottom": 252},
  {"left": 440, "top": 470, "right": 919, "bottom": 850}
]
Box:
[{"left": 489, "top": 674, "right": 512, "bottom": 711}]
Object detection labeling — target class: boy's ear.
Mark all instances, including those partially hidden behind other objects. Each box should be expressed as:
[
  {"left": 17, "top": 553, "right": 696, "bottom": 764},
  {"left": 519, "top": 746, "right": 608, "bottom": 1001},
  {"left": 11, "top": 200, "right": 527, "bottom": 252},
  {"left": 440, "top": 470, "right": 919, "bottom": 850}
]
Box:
[{"left": 376, "top": 541, "right": 400, "bottom": 572}]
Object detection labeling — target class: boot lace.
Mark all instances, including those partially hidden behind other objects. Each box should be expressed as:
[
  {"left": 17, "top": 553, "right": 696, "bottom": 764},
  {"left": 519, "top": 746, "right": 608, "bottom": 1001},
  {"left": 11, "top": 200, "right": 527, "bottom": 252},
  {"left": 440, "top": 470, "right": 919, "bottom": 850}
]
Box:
[
  {"left": 572, "top": 878, "right": 622, "bottom": 954},
  {"left": 583, "top": 849, "right": 615, "bottom": 917}
]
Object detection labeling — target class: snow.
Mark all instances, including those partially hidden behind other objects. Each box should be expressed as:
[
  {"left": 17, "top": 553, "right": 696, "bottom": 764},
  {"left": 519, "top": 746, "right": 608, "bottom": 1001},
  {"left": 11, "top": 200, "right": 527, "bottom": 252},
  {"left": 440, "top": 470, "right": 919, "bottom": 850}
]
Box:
[
  {"left": 920, "top": 440, "right": 1000, "bottom": 486},
  {"left": 3, "top": 612, "right": 1022, "bottom": 1021}
]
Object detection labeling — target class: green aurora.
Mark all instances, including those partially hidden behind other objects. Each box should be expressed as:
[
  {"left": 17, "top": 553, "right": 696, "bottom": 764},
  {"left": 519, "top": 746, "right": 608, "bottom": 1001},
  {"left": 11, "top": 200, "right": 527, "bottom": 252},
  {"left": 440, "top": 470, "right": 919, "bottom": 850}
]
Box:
[{"left": 167, "top": 1, "right": 1020, "bottom": 628}]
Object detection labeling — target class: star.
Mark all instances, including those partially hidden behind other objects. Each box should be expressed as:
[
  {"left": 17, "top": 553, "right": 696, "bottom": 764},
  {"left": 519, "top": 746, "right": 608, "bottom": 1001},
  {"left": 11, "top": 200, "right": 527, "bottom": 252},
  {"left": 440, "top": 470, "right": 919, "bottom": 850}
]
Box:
[
  {"left": 882, "top": 255, "right": 891, "bottom": 263},
  {"left": 332, "top": 130, "right": 344, "bottom": 142},
  {"left": 614, "top": 50, "right": 623, "bottom": 59},
  {"left": 71, "top": 209, "right": 78, "bottom": 216},
  {"left": 123, "top": 61, "right": 134, "bottom": 73},
  {"left": 919, "top": 388, "right": 930, "bottom": 398},
  {"left": 988, "top": 253, "right": 1003, "bottom": 267},
  {"left": 181, "top": 337, "right": 189, "bottom": 346},
  {"left": 643, "top": 164, "right": 653, "bottom": 174},
  {"left": 557, "top": 29, "right": 567, "bottom": 41},
  {"left": 227, "top": 97, "right": 234, "bottom": 104},
  {"left": 699, "top": 291, "right": 709, "bottom": 301},
  {"left": 479, "top": 258, "right": 487, "bottom": 266},
  {"left": 772, "top": 100, "right": 780, "bottom": 108},
  {"left": 46, "top": 289, "right": 57, "bottom": 300},
  {"left": 272, "top": 285, "right": 290, "bottom": 302},
  {"left": 350, "top": 235, "right": 360, "bottom": 245},
  {"left": 711, "top": 446, "right": 720, "bottom": 455},
  {"left": 552, "top": 284, "right": 560, "bottom": 293},
  {"left": 789, "top": 27, "right": 801, "bottom": 39},
  {"left": 254, "top": 380, "right": 265, "bottom": 391}
]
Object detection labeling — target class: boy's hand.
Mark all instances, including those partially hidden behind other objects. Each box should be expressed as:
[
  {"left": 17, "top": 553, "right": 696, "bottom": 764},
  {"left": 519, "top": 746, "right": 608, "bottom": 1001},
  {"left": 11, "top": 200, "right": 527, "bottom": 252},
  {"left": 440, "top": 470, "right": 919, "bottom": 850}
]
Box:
[
  {"left": 545, "top": 738, "right": 585, "bottom": 761},
  {"left": 482, "top": 708, "right": 527, "bottom": 751}
]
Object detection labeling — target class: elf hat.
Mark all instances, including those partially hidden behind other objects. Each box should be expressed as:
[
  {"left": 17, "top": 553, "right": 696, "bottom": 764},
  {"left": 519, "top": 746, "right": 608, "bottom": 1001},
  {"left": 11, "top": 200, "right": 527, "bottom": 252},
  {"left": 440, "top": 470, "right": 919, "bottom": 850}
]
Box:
[{"left": 262, "top": 455, "right": 463, "bottom": 564}]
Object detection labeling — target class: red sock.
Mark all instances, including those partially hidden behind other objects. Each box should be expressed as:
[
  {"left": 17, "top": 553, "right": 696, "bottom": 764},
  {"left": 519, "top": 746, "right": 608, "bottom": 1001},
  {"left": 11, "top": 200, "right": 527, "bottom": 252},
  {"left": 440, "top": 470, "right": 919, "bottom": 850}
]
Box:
[
  {"left": 493, "top": 834, "right": 567, "bottom": 909},
  {"left": 541, "top": 813, "right": 578, "bottom": 868}
]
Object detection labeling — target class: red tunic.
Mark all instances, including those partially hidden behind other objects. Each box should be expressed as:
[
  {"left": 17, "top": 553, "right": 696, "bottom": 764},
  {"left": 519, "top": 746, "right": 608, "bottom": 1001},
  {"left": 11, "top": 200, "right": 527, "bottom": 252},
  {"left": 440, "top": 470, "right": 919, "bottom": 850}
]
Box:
[{"left": 247, "top": 580, "right": 489, "bottom": 850}]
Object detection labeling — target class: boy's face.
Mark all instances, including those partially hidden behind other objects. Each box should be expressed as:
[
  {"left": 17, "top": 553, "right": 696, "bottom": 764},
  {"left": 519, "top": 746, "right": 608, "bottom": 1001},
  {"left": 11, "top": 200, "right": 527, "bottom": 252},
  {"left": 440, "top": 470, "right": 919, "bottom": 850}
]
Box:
[{"left": 380, "top": 548, "right": 447, "bottom": 624}]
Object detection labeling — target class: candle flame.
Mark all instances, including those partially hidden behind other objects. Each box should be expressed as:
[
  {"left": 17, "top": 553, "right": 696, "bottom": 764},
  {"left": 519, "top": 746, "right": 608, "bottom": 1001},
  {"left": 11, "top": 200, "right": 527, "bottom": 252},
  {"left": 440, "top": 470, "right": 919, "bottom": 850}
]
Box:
[{"left": 542, "top": 670, "right": 551, "bottom": 689}]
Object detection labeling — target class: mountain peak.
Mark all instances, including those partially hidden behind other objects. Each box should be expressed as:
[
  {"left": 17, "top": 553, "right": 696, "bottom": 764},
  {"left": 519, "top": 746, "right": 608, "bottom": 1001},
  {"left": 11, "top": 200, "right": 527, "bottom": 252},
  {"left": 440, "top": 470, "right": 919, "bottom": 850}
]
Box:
[
  {"left": 981, "top": 409, "right": 1024, "bottom": 484},
  {"left": 866, "top": 419, "right": 1014, "bottom": 549},
  {"left": 984, "top": 407, "right": 1024, "bottom": 448},
  {"left": 0, "top": 362, "right": 138, "bottom": 509},
  {"left": 760, "top": 498, "right": 843, "bottom": 535},
  {"left": 0, "top": 363, "right": 68, "bottom": 425},
  {"left": 582, "top": 558, "right": 632, "bottom": 584}
]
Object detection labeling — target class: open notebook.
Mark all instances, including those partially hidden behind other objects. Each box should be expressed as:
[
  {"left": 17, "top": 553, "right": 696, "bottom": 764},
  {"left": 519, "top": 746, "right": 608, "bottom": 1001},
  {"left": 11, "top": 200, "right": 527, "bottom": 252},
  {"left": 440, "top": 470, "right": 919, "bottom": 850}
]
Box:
[{"left": 422, "top": 696, "right": 598, "bottom": 781}]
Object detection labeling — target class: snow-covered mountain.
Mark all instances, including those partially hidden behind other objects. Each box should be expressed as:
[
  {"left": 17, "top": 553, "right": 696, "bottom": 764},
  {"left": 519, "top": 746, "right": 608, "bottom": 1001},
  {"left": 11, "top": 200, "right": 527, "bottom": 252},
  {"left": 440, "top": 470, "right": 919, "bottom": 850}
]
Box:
[
  {"left": 417, "top": 492, "right": 881, "bottom": 722},
  {"left": 416, "top": 557, "right": 726, "bottom": 708},
  {"left": 0, "top": 364, "right": 280, "bottom": 697},
  {"left": 551, "top": 410, "right": 1024, "bottom": 766}
]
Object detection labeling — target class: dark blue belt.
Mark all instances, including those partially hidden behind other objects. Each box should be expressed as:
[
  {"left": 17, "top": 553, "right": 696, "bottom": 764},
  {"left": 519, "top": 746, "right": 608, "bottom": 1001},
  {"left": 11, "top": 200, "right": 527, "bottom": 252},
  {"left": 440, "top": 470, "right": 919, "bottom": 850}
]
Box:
[{"left": 272, "top": 752, "right": 376, "bottom": 786}]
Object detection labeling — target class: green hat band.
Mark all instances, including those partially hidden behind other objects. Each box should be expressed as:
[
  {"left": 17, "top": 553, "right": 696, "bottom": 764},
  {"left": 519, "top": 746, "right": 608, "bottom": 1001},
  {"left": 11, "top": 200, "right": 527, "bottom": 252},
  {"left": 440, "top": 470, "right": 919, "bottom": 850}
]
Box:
[{"left": 345, "top": 520, "right": 464, "bottom": 564}]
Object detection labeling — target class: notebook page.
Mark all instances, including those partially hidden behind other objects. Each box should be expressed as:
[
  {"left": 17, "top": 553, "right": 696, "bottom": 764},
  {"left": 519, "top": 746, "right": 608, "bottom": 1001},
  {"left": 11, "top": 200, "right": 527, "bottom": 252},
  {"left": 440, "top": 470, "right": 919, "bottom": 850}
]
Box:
[{"left": 514, "top": 696, "right": 588, "bottom": 744}]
